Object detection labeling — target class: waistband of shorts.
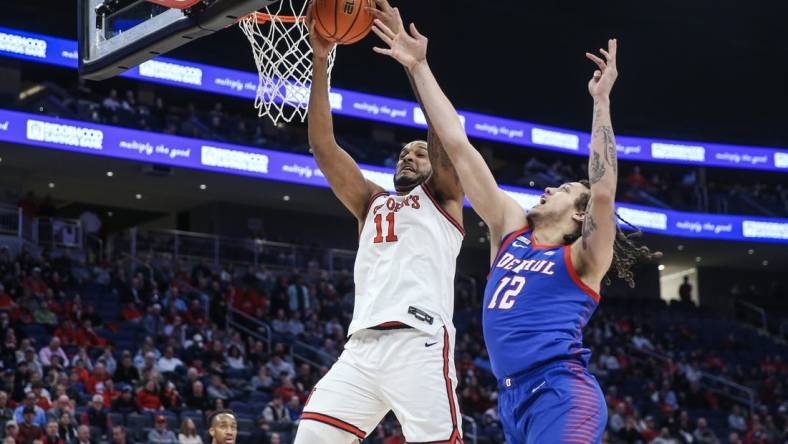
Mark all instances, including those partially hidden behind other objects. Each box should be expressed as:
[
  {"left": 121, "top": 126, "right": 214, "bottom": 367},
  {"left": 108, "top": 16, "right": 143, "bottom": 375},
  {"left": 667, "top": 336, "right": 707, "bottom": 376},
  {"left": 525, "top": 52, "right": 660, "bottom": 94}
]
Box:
[
  {"left": 498, "top": 359, "right": 586, "bottom": 390},
  {"left": 368, "top": 321, "right": 413, "bottom": 331}
]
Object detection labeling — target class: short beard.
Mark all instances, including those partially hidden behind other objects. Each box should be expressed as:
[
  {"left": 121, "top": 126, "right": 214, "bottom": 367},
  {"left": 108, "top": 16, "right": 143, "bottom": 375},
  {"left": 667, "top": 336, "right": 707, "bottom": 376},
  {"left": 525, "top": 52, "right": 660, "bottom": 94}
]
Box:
[{"left": 393, "top": 173, "right": 424, "bottom": 192}]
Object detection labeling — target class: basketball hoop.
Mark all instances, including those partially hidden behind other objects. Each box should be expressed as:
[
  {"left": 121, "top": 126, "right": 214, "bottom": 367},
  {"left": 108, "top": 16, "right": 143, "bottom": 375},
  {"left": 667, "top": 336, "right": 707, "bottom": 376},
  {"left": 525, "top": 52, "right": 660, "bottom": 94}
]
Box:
[{"left": 239, "top": 0, "right": 336, "bottom": 124}]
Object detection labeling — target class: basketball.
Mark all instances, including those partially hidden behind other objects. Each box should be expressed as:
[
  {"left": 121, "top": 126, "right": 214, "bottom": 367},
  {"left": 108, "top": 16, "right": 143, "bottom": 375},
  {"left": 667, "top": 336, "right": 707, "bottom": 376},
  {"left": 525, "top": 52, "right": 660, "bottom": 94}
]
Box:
[{"left": 311, "top": 0, "right": 374, "bottom": 45}]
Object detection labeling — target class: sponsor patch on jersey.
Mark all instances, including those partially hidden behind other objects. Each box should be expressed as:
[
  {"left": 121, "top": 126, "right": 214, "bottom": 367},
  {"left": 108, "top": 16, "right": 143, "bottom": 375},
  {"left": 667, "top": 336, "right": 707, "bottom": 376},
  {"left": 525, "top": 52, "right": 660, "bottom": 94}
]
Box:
[{"left": 543, "top": 250, "right": 556, "bottom": 256}]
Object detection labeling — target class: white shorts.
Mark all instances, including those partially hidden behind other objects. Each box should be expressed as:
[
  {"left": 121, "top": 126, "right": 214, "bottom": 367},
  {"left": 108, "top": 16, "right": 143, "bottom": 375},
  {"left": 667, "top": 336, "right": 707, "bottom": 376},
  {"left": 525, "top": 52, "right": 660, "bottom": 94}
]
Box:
[{"left": 301, "top": 325, "right": 463, "bottom": 443}]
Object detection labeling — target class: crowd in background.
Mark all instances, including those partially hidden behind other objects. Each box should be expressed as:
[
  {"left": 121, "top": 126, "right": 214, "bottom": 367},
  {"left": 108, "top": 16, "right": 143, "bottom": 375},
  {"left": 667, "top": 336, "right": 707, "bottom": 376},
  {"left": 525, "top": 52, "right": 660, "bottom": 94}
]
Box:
[
  {"left": 0, "top": 242, "right": 786, "bottom": 444},
  {"left": 21, "top": 81, "right": 788, "bottom": 219}
]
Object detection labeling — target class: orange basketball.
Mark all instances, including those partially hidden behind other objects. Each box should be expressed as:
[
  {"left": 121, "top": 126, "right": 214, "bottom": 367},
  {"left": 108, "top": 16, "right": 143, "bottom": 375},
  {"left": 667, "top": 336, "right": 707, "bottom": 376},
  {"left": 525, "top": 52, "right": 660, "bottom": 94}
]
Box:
[{"left": 311, "top": 0, "right": 374, "bottom": 45}]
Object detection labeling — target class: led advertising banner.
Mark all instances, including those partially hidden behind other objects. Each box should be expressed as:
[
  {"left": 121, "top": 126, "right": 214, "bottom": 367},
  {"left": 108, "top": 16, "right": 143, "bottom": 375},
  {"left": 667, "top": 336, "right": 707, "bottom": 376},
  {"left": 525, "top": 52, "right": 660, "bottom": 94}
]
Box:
[
  {"left": 1, "top": 26, "right": 787, "bottom": 173},
  {"left": 0, "top": 108, "right": 786, "bottom": 243}
]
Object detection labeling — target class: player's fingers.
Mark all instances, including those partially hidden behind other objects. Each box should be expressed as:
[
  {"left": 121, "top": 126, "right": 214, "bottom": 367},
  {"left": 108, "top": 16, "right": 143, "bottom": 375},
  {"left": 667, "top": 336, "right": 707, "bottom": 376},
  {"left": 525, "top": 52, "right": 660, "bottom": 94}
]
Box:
[
  {"left": 371, "top": 25, "right": 394, "bottom": 46},
  {"left": 600, "top": 48, "right": 611, "bottom": 61},
  {"left": 585, "top": 53, "right": 607, "bottom": 71},
  {"left": 372, "top": 46, "right": 393, "bottom": 56},
  {"left": 409, "top": 22, "right": 425, "bottom": 39},
  {"left": 593, "top": 69, "right": 602, "bottom": 79},
  {"left": 365, "top": 7, "right": 383, "bottom": 18},
  {"left": 609, "top": 38, "right": 618, "bottom": 64},
  {"left": 373, "top": 19, "right": 397, "bottom": 40}
]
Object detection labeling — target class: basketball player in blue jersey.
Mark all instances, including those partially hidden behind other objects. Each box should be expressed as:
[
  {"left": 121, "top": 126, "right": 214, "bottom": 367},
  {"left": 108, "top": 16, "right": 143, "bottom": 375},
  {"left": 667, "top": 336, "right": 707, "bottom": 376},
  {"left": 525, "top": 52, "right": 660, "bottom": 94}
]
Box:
[{"left": 373, "top": 17, "right": 659, "bottom": 444}]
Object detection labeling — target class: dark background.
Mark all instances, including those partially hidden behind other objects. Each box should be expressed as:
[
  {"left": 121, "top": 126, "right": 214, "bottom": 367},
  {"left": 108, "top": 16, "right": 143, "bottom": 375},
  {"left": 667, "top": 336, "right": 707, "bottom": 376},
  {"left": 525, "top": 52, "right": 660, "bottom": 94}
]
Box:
[{"left": 3, "top": 0, "right": 788, "bottom": 148}]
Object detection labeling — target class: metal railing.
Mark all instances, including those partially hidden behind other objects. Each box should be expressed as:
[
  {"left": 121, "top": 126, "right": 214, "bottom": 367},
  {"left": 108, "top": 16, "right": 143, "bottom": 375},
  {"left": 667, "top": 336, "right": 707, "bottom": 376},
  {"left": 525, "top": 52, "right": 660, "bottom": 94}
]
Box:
[
  {"left": 733, "top": 299, "right": 768, "bottom": 334},
  {"left": 226, "top": 306, "right": 272, "bottom": 352},
  {"left": 0, "top": 205, "right": 21, "bottom": 237},
  {"left": 114, "top": 227, "right": 358, "bottom": 274},
  {"left": 628, "top": 345, "right": 756, "bottom": 414},
  {"left": 462, "top": 415, "right": 478, "bottom": 444},
  {"left": 33, "top": 217, "right": 83, "bottom": 248}
]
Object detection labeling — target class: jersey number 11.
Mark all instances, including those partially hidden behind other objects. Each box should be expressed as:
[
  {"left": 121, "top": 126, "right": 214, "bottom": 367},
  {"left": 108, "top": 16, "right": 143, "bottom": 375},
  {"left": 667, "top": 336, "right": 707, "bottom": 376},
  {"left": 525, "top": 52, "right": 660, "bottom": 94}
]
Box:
[{"left": 373, "top": 212, "right": 398, "bottom": 243}]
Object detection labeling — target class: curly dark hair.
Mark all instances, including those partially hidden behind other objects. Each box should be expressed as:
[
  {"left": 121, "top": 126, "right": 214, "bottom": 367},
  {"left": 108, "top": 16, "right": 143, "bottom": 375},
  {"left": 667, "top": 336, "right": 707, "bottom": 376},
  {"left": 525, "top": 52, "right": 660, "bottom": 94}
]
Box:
[{"left": 563, "top": 180, "right": 662, "bottom": 288}]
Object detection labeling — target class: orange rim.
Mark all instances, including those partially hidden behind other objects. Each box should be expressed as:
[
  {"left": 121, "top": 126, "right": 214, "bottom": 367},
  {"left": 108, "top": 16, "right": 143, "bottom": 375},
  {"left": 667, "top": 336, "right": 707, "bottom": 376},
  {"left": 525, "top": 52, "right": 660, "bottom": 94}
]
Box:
[{"left": 248, "top": 11, "right": 306, "bottom": 24}]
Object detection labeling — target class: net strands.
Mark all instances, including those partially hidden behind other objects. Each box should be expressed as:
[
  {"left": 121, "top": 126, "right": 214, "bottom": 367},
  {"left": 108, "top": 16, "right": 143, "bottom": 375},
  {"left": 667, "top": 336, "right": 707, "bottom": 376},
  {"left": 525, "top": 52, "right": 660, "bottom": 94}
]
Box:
[{"left": 239, "top": 0, "right": 336, "bottom": 124}]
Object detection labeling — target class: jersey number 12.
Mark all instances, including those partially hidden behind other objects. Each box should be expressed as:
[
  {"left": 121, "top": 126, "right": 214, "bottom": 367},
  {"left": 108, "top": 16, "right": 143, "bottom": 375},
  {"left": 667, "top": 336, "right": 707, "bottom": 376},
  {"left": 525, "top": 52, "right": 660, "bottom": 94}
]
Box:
[
  {"left": 488, "top": 276, "right": 526, "bottom": 310},
  {"left": 373, "top": 212, "right": 398, "bottom": 243}
]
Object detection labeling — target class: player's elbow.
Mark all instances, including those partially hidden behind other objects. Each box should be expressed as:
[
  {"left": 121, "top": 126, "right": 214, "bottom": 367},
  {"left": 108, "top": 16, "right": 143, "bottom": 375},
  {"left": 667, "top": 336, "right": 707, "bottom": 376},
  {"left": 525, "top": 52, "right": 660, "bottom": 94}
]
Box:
[{"left": 590, "top": 187, "right": 615, "bottom": 205}]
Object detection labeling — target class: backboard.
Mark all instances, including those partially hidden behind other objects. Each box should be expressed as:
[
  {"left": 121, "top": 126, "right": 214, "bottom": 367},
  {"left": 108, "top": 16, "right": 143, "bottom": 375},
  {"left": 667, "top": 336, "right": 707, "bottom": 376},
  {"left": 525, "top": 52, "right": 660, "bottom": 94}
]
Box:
[{"left": 78, "top": 0, "right": 276, "bottom": 80}]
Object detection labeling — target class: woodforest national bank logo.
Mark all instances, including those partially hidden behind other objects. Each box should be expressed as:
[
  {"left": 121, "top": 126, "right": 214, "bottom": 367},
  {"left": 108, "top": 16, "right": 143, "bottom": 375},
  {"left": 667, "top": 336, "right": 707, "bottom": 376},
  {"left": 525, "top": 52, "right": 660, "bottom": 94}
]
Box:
[{"left": 343, "top": 0, "right": 355, "bottom": 14}]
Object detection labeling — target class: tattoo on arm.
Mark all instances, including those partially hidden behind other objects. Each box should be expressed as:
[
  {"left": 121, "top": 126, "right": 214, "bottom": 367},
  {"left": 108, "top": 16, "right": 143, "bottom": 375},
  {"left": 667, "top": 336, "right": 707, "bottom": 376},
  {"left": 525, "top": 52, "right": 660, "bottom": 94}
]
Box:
[
  {"left": 599, "top": 125, "right": 617, "bottom": 174},
  {"left": 581, "top": 200, "right": 598, "bottom": 250},
  {"left": 589, "top": 152, "right": 606, "bottom": 184}
]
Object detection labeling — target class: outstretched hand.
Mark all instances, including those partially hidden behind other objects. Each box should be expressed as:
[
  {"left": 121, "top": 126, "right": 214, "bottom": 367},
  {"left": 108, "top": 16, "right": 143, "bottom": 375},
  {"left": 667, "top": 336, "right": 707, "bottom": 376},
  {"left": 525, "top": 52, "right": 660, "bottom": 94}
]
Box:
[
  {"left": 306, "top": 3, "right": 335, "bottom": 60},
  {"left": 366, "top": 0, "right": 404, "bottom": 34},
  {"left": 586, "top": 39, "right": 618, "bottom": 99},
  {"left": 371, "top": 20, "right": 427, "bottom": 70}
]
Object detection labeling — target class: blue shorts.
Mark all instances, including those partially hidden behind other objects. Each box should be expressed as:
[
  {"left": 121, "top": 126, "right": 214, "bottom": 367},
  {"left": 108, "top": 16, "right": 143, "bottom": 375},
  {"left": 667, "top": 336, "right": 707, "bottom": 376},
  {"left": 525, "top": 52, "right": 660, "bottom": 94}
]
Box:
[{"left": 497, "top": 361, "right": 607, "bottom": 444}]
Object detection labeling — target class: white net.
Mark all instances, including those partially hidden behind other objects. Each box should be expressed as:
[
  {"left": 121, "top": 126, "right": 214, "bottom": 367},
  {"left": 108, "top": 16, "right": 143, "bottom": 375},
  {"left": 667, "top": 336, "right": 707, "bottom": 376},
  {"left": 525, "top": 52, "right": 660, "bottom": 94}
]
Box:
[{"left": 239, "top": 0, "right": 336, "bottom": 124}]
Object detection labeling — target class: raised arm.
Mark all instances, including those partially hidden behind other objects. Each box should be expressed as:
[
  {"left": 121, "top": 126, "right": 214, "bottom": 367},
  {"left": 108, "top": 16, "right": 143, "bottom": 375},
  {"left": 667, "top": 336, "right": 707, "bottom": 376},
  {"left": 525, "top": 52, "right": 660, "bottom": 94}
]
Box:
[
  {"left": 371, "top": 21, "right": 524, "bottom": 240},
  {"left": 571, "top": 39, "right": 619, "bottom": 282},
  {"left": 307, "top": 20, "right": 383, "bottom": 222},
  {"left": 368, "top": 1, "right": 463, "bottom": 210}
]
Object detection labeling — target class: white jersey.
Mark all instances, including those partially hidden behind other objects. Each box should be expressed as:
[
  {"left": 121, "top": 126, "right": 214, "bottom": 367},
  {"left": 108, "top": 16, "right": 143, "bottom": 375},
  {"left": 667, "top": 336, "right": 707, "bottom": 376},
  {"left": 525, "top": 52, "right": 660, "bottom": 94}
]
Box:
[{"left": 349, "top": 184, "right": 464, "bottom": 336}]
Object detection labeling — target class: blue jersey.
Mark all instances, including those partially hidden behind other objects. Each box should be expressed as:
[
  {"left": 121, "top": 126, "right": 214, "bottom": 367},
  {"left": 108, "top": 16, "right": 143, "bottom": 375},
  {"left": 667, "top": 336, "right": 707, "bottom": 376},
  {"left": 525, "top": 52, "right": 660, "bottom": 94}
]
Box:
[{"left": 483, "top": 226, "right": 601, "bottom": 379}]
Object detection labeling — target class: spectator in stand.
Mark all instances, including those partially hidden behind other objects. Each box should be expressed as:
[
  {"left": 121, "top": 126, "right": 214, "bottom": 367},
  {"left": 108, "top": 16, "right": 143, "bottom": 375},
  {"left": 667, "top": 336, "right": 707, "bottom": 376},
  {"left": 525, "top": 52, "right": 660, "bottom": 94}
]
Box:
[
  {"left": 0, "top": 285, "right": 15, "bottom": 312},
  {"left": 53, "top": 322, "right": 79, "bottom": 348},
  {"left": 184, "top": 381, "right": 210, "bottom": 413},
  {"left": 287, "top": 275, "right": 309, "bottom": 314},
  {"left": 250, "top": 367, "right": 273, "bottom": 393},
  {"left": 728, "top": 404, "right": 747, "bottom": 433},
  {"left": 0, "top": 392, "right": 12, "bottom": 432},
  {"left": 18, "top": 407, "right": 44, "bottom": 444},
  {"left": 39, "top": 339, "right": 69, "bottom": 368},
  {"left": 159, "top": 382, "right": 182, "bottom": 413},
  {"left": 692, "top": 417, "right": 718, "bottom": 443},
  {"left": 206, "top": 376, "right": 234, "bottom": 403},
  {"left": 157, "top": 348, "right": 183, "bottom": 375},
  {"left": 113, "top": 353, "right": 139, "bottom": 387},
  {"left": 14, "top": 394, "right": 47, "bottom": 428},
  {"left": 41, "top": 420, "right": 63, "bottom": 444},
  {"left": 133, "top": 338, "right": 161, "bottom": 369},
  {"left": 84, "top": 364, "right": 109, "bottom": 396},
  {"left": 29, "top": 388, "right": 50, "bottom": 416},
  {"left": 285, "top": 396, "right": 301, "bottom": 423},
  {"left": 383, "top": 426, "right": 405, "bottom": 444},
  {"left": 75, "top": 425, "right": 92, "bottom": 444},
  {"left": 102, "top": 90, "right": 121, "bottom": 112},
  {"left": 147, "top": 416, "right": 177, "bottom": 444},
  {"left": 260, "top": 394, "right": 291, "bottom": 432},
  {"left": 177, "top": 419, "right": 202, "bottom": 444},
  {"left": 5, "top": 422, "right": 19, "bottom": 444},
  {"left": 727, "top": 432, "right": 742, "bottom": 444},
  {"left": 136, "top": 381, "right": 161, "bottom": 412},
  {"left": 74, "top": 321, "right": 106, "bottom": 348},
  {"left": 57, "top": 413, "right": 77, "bottom": 444},
  {"left": 96, "top": 349, "right": 117, "bottom": 377},
  {"left": 626, "top": 165, "right": 649, "bottom": 189},
  {"left": 80, "top": 396, "right": 108, "bottom": 438},
  {"left": 110, "top": 385, "right": 137, "bottom": 415},
  {"left": 142, "top": 305, "right": 164, "bottom": 339},
  {"left": 47, "top": 396, "right": 72, "bottom": 423},
  {"left": 266, "top": 355, "right": 294, "bottom": 381},
  {"left": 109, "top": 426, "right": 132, "bottom": 444},
  {"left": 120, "top": 303, "right": 142, "bottom": 323},
  {"left": 224, "top": 347, "right": 244, "bottom": 371}
]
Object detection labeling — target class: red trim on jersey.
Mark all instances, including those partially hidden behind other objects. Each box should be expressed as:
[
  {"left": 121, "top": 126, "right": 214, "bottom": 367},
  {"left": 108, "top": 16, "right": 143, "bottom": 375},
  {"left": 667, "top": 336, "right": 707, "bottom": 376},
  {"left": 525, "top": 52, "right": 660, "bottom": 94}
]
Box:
[
  {"left": 487, "top": 225, "right": 530, "bottom": 279},
  {"left": 421, "top": 184, "right": 465, "bottom": 236},
  {"left": 563, "top": 246, "right": 601, "bottom": 303},
  {"left": 359, "top": 191, "right": 390, "bottom": 238},
  {"left": 441, "top": 327, "right": 462, "bottom": 442},
  {"left": 300, "top": 412, "right": 366, "bottom": 439},
  {"left": 530, "top": 231, "right": 564, "bottom": 250},
  {"left": 363, "top": 191, "right": 389, "bottom": 219},
  {"left": 410, "top": 430, "right": 463, "bottom": 444}
]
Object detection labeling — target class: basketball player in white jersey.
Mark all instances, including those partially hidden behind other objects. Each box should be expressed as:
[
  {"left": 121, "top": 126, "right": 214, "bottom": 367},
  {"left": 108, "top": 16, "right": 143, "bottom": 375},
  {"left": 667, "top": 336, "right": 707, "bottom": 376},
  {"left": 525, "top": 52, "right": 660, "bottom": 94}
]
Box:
[{"left": 292, "top": 2, "right": 465, "bottom": 444}]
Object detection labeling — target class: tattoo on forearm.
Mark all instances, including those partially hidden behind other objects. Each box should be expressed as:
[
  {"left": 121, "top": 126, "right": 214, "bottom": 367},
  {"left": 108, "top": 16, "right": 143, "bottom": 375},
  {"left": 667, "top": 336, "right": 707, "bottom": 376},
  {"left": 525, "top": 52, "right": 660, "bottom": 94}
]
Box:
[
  {"left": 592, "top": 99, "right": 601, "bottom": 128},
  {"left": 589, "top": 152, "right": 606, "bottom": 184},
  {"left": 598, "top": 125, "right": 617, "bottom": 175},
  {"left": 581, "top": 200, "right": 597, "bottom": 250}
]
